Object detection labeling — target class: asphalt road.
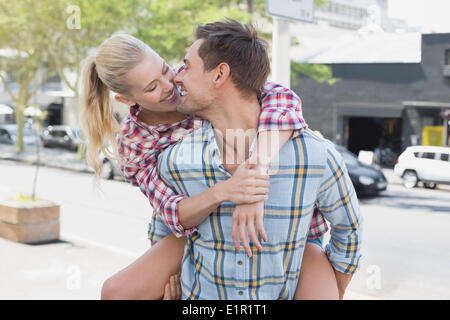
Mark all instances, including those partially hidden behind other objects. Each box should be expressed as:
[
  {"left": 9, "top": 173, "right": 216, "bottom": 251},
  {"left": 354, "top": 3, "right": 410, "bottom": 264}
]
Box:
[{"left": 0, "top": 160, "right": 449, "bottom": 299}]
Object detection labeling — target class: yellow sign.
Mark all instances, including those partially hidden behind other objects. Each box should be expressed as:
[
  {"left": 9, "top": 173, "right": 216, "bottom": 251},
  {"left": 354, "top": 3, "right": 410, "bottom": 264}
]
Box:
[{"left": 422, "top": 126, "right": 444, "bottom": 146}]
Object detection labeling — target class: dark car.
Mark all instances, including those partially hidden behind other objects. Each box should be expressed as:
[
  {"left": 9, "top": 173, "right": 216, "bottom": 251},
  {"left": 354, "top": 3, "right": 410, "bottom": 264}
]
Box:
[
  {"left": 41, "top": 125, "right": 81, "bottom": 151},
  {"left": 335, "top": 145, "right": 387, "bottom": 197},
  {"left": 0, "top": 124, "right": 41, "bottom": 146}
]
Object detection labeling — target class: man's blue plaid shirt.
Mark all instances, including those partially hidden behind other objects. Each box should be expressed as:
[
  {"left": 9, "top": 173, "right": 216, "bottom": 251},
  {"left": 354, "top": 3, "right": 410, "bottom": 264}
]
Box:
[{"left": 152, "top": 122, "right": 363, "bottom": 300}]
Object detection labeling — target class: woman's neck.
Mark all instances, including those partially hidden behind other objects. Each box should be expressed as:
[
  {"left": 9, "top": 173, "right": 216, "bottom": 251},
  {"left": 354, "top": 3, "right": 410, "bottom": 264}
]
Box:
[{"left": 137, "top": 108, "right": 187, "bottom": 126}]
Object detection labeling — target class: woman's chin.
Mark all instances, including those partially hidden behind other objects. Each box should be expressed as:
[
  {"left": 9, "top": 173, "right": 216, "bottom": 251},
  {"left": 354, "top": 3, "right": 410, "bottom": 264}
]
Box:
[{"left": 166, "top": 99, "right": 181, "bottom": 111}]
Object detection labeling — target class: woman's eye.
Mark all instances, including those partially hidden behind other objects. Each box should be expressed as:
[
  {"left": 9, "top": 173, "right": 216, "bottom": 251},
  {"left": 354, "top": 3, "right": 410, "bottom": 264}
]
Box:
[
  {"left": 147, "top": 85, "right": 157, "bottom": 92},
  {"left": 163, "top": 65, "right": 169, "bottom": 74}
]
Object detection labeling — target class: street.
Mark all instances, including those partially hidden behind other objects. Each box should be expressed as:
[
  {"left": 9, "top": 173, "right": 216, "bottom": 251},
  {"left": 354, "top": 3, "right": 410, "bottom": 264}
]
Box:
[{"left": 0, "top": 160, "right": 449, "bottom": 299}]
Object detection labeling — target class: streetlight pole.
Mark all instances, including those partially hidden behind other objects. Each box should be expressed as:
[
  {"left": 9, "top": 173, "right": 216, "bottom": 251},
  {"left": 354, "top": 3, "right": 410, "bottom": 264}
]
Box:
[{"left": 272, "top": 17, "right": 291, "bottom": 89}]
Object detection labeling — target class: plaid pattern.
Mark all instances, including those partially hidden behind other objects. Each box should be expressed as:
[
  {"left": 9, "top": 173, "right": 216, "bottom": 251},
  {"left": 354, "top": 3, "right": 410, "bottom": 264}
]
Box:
[
  {"left": 309, "top": 207, "right": 328, "bottom": 239},
  {"left": 118, "top": 76, "right": 328, "bottom": 238},
  {"left": 157, "top": 124, "right": 362, "bottom": 300}
]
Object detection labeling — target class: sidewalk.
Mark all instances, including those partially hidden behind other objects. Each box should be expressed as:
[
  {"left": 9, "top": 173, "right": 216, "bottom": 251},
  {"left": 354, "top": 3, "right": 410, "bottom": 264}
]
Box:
[
  {"left": 0, "top": 144, "right": 92, "bottom": 175},
  {"left": 0, "top": 236, "right": 373, "bottom": 300},
  {"left": 0, "top": 236, "right": 136, "bottom": 299}
]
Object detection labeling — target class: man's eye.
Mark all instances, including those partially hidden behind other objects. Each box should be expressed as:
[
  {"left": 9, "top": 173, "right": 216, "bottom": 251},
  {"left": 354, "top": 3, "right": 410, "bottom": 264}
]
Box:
[{"left": 147, "top": 85, "right": 157, "bottom": 92}]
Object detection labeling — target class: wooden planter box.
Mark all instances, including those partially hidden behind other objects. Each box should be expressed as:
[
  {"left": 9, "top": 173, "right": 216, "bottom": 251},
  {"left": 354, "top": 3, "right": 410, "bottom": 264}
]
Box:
[{"left": 0, "top": 200, "right": 60, "bottom": 244}]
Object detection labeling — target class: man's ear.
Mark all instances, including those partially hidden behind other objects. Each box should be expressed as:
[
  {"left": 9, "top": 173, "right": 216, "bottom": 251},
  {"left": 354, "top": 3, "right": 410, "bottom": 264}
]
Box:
[
  {"left": 213, "top": 63, "right": 231, "bottom": 88},
  {"left": 114, "top": 94, "right": 136, "bottom": 107}
]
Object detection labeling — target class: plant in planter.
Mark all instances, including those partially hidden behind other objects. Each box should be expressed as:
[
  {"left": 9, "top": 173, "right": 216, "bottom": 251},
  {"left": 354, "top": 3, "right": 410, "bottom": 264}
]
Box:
[
  {"left": 0, "top": 193, "right": 60, "bottom": 244},
  {"left": 0, "top": 116, "right": 60, "bottom": 244}
]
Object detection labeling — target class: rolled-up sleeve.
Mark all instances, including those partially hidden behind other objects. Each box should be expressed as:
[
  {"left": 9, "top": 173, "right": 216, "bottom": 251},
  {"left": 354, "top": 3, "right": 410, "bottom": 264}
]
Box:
[
  {"left": 317, "top": 142, "right": 363, "bottom": 275},
  {"left": 257, "top": 80, "right": 308, "bottom": 133},
  {"left": 148, "top": 211, "right": 172, "bottom": 244}
]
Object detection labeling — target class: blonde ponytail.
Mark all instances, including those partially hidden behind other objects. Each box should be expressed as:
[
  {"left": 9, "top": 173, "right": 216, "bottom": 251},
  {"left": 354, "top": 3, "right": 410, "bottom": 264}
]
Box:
[
  {"left": 81, "top": 56, "right": 119, "bottom": 181},
  {"left": 80, "top": 34, "right": 150, "bottom": 181}
]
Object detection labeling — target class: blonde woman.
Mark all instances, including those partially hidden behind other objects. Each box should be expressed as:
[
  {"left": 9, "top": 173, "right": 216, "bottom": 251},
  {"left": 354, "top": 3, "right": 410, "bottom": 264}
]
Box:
[{"left": 81, "top": 33, "right": 338, "bottom": 300}]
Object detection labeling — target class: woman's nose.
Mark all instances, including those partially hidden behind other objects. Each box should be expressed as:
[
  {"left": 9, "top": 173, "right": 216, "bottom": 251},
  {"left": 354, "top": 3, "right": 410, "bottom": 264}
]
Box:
[{"left": 162, "top": 71, "right": 175, "bottom": 88}]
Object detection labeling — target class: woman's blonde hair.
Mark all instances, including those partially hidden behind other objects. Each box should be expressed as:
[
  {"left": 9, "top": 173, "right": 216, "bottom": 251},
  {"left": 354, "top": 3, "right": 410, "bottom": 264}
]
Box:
[{"left": 81, "top": 34, "right": 150, "bottom": 181}]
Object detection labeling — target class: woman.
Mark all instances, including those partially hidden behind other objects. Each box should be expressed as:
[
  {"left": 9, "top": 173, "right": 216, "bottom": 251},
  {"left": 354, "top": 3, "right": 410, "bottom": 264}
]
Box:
[{"left": 81, "top": 33, "right": 339, "bottom": 300}]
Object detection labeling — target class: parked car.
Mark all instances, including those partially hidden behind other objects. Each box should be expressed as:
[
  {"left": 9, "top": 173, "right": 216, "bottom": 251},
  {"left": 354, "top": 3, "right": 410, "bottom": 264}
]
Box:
[
  {"left": 99, "top": 152, "right": 122, "bottom": 180},
  {"left": 0, "top": 124, "right": 41, "bottom": 146},
  {"left": 335, "top": 145, "right": 387, "bottom": 197},
  {"left": 394, "top": 145, "right": 450, "bottom": 189},
  {"left": 41, "top": 125, "right": 81, "bottom": 151}
]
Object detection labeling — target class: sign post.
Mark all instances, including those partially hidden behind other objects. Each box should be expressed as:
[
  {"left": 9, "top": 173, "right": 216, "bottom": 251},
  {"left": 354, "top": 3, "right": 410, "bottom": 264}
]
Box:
[{"left": 267, "top": 0, "right": 315, "bottom": 88}]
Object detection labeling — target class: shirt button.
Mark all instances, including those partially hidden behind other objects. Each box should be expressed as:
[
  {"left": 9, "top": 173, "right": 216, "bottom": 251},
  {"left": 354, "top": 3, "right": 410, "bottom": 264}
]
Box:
[
  {"left": 237, "top": 260, "right": 243, "bottom": 265},
  {"left": 238, "top": 291, "right": 244, "bottom": 296}
]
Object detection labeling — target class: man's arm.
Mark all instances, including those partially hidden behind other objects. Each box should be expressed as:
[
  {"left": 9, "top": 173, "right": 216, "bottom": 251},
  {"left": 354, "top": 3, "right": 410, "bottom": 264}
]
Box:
[{"left": 316, "top": 142, "right": 363, "bottom": 300}]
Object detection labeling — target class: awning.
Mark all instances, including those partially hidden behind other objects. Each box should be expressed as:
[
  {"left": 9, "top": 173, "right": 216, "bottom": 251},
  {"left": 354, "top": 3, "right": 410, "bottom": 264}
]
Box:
[
  {"left": 0, "top": 104, "right": 13, "bottom": 115},
  {"left": 403, "top": 101, "right": 450, "bottom": 109},
  {"left": 335, "top": 102, "right": 404, "bottom": 118}
]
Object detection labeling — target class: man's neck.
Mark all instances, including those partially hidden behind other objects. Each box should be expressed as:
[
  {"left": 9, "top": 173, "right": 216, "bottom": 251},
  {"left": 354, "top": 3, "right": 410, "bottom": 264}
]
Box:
[{"left": 205, "top": 92, "right": 261, "bottom": 171}]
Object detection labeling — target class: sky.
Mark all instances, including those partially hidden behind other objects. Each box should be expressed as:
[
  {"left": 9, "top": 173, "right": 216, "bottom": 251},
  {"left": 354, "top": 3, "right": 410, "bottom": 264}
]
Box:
[{"left": 388, "top": 0, "right": 450, "bottom": 33}]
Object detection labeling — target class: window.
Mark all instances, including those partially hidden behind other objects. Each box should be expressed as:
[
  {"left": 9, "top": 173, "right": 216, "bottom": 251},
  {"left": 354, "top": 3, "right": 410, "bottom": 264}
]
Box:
[
  {"left": 341, "top": 150, "right": 359, "bottom": 167},
  {"left": 52, "top": 130, "right": 67, "bottom": 138},
  {"left": 440, "top": 153, "right": 450, "bottom": 162},
  {"left": 0, "top": 129, "right": 8, "bottom": 138},
  {"left": 423, "top": 152, "right": 436, "bottom": 159},
  {"left": 446, "top": 49, "right": 450, "bottom": 66}
]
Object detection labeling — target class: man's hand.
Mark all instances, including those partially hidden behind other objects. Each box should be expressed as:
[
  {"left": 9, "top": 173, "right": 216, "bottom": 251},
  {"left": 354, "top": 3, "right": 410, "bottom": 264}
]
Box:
[{"left": 231, "top": 201, "right": 267, "bottom": 257}]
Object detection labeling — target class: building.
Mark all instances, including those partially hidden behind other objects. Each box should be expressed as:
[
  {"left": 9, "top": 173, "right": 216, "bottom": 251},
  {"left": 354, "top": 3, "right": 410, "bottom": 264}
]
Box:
[
  {"left": 292, "top": 33, "right": 450, "bottom": 160},
  {"left": 314, "top": 0, "right": 387, "bottom": 31}
]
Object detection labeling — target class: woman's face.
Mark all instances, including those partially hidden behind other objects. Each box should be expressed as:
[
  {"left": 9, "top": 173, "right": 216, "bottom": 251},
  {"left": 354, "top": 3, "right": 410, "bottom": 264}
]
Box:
[{"left": 118, "top": 49, "right": 181, "bottom": 112}]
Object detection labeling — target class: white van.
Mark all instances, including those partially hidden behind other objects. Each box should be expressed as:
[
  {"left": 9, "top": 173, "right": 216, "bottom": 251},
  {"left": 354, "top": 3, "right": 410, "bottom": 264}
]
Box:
[{"left": 394, "top": 146, "right": 450, "bottom": 189}]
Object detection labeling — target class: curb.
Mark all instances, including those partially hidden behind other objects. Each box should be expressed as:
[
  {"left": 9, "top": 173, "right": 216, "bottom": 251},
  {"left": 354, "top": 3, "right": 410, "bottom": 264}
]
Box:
[{"left": 0, "top": 155, "right": 93, "bottom": 175}]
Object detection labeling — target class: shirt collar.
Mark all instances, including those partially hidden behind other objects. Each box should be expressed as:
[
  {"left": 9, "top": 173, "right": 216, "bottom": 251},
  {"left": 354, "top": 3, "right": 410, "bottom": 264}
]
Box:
[
  {"left": 206, "top": 122, "right": 258, "bottom": 170},
  {"left": 129, "top": 104, "right": 187, "bottom": 133}
]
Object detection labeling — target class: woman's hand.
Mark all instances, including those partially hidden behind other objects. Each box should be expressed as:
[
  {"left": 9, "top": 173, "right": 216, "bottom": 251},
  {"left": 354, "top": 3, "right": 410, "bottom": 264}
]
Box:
[
  {"left": 215, "top": 157, "right": 270, "bottom": 205},
  {"left": 231, "top": 200, "right": 267, "bottom": 257},
  {"left": 222, "top": 155, "right": 270, "bottom": 257},
  {"left": 162, "top": 274, "right": 181, "bottom": 300}
]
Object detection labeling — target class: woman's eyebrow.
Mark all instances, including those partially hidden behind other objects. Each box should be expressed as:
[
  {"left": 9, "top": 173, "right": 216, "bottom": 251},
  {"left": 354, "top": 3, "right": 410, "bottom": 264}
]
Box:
[{"left": 143, "top": 61, "right": 166, "bottom": 91}]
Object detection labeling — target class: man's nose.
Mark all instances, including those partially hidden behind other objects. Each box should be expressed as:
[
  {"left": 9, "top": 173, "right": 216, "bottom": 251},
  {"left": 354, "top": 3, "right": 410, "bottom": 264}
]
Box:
[{"left": 174, "top": 65, "right": 185, "bottom": 85}]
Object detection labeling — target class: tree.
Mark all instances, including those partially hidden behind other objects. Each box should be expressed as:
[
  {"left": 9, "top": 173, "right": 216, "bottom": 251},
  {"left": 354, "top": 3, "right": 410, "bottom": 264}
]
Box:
[
  {"left": 0, "top": 0, "right": 58, "bottom": 152},
  {"left": 0, "top": 0, "right": 333, "bottom": 153}
]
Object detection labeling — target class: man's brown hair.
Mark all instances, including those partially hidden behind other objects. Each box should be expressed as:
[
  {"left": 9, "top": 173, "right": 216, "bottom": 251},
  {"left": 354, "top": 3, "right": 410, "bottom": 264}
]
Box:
[{"left": 195, "top": 19, "right": 270, "bottom": 97}]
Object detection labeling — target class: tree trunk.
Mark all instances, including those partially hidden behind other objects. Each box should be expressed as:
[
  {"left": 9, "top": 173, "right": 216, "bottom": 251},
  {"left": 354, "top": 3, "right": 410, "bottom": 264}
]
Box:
[
  {"left": 15, "top": 104, "right": 25, "bottom": 153},
  {"left": 247, "top": 0, "right": 254, "bottom": 13}
]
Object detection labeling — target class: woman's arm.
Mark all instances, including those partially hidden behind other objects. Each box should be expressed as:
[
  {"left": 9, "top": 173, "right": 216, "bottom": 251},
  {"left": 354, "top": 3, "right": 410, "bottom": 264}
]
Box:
[
  {"left": 136, "top": 159, "right": 270, "bottom": 238},
  {"left": 231, "top": 129, "right": 293, "bottom": 257},
  {"left": 178, "top": 159, "right": 270, "bottom": 229}
]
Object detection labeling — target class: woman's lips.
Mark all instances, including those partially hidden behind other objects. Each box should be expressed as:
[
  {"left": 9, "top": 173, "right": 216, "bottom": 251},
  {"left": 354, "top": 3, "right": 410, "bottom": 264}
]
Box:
[{"left": 162, "top": 87, "right": 177, "bottom": 103}]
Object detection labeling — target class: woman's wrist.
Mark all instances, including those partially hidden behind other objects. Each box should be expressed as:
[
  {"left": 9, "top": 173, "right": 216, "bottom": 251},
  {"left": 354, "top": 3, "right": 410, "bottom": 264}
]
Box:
[
  {"left": 249, "top": 152, "right": 270, "bottom": 173},
  {"left": 212, "top": 180, "right": 229, "bottom": 203}
]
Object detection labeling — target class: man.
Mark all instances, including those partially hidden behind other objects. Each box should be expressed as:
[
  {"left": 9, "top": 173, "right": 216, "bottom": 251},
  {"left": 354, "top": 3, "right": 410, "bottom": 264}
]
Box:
[{"left": 156, "top": 19, "right": 362, "bottom": 300}]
